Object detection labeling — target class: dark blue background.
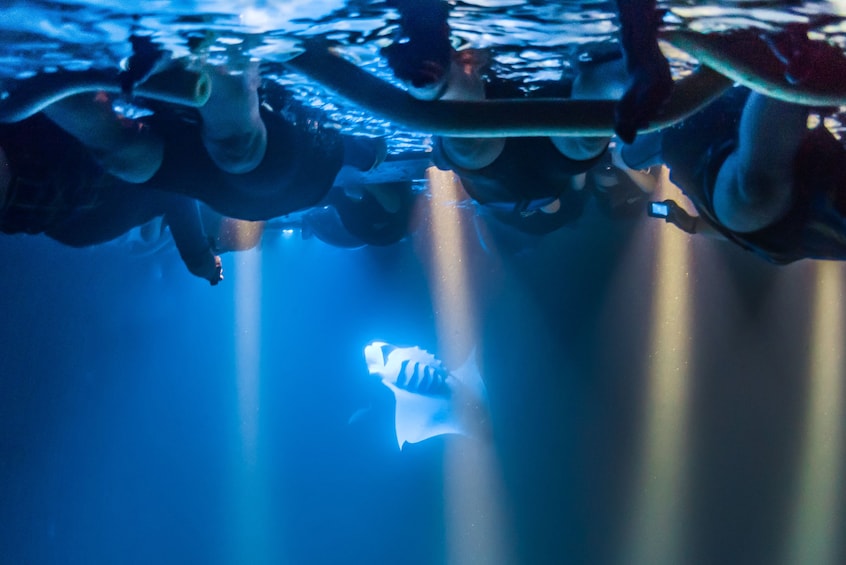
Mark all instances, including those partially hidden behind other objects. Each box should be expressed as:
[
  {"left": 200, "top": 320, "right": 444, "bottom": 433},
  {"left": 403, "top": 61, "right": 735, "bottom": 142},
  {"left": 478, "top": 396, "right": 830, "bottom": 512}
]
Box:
[{"left": 1, "top": 200, "right": 843, "bottom": 564}]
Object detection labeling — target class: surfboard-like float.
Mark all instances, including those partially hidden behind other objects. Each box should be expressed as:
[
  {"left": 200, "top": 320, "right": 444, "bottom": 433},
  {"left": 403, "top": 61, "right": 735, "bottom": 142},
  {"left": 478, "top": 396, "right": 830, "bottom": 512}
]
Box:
[
  {"left": 661, "top": 28, "right": 846, "bottom": 106},
  {"left": 0, "top": 65, "right": 211, "bottom": 123},
  {"left": 285, "top": 43, "right": 733, "bottom": 137}
]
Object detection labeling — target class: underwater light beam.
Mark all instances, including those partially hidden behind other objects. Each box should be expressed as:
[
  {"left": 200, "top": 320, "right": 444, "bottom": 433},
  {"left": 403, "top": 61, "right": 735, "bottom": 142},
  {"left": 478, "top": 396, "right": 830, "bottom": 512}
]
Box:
[
  {"left": 624, "top": 168, "right": 692, "bottom": 565},
  {"left": 784, "top": 261, "right": 844, "bottom": 565},
  {"left": 235, "top": 250, "right": 262, "bottom": 466},
  {"left": 230, "top": 248, "right": 276, "bottom": 563},
  {"left": 425, "top": 167, "right": 512, "bottom": 565}
]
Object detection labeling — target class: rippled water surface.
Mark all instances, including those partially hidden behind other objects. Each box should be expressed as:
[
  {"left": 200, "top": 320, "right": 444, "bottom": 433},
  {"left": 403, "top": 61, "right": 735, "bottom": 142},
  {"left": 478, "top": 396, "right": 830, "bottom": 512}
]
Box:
[
  {"left": 2, "top": 0, "right": 846, "bottom": 148},
  {"left": 4, "top": 4, "right": 846, "bottom": 565}
]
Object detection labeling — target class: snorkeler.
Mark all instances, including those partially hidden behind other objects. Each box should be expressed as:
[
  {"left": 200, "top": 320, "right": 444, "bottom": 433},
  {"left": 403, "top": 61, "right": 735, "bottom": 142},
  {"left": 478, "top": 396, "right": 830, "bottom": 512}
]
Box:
[
  {"left": 383, "top": 0, "right": 672, "bottom": 141},
  {"left": 0, "top": 112, "right": 223, "bottom": 284},
  {"left": 382, "top": 0, "right": 642, "bottom": 235},
  {"left": 0, "top": 47, "right": 388, "bottom": 283},
  {"left": 301, "top": 181, "right": 420, "bottom": 248},
  {"left": 41, "top": 57, "right": 387, "bottom": 223},
  {"left": 622, "top": 84, "right": 846, "bottom": 263}
]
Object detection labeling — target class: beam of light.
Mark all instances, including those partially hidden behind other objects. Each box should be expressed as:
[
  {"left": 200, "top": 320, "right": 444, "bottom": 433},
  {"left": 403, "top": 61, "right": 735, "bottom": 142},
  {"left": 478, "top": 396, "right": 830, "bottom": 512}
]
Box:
[
  {"left": 424, "top": 167, "right": 513, "bottom": 565},
  {"left": 235, "top": 248, "right": 262, "bottom": 466},
  {"left": 623, "top": 168, "right": 692, "bottom": 565},
  {"left": 784, "top": 261, "right": 844, "bottom": 565},
  {"left": 230, "top": 248, "right": 273, "bottom": 563}
]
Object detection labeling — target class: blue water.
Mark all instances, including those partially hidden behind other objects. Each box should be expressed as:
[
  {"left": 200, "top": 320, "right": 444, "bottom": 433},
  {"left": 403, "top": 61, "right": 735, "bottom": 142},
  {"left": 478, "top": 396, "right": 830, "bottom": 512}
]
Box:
[{"left": 2, "top": 1, "right": 846, "bottom": 564}]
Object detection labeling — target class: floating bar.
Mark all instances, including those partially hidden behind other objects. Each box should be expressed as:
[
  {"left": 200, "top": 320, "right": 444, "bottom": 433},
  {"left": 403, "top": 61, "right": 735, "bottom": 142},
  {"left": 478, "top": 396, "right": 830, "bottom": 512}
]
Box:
[
  {"left": 0, "top": 66, "right": 211, "bottom": 123},
  {"left": 661, "top": 29, "right": 846, "bottom": 107},
  {"left": 285, "top": 43, "right": 733, "bottom": 137}
]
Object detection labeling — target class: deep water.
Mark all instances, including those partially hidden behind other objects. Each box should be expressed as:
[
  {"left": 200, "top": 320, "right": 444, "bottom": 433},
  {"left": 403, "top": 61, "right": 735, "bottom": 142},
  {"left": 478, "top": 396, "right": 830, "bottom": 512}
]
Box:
[
  {"left": 2, "top": 1, "right": 846, "bottom": 564},
  {"left": 3, "top": 196, "right": 841, "bottom": 564}
]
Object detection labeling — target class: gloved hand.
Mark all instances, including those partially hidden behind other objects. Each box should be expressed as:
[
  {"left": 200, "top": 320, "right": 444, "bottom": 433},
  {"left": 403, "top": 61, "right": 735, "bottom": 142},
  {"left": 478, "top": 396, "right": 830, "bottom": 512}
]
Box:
[
  {"left": 613, "top": 0, "right": 674, "bottom": 143},
  {"left": 615, "top": 52, "right": 673, "bottom": 144},
  {"left": 382, "top": 0, "right": 452, "bottom": 88},
  {"left": 208, "top": 255, "right": 224, "bottom": 286},
  {"left": 652, "top": 199, "right": 698, "bottom": 234}
]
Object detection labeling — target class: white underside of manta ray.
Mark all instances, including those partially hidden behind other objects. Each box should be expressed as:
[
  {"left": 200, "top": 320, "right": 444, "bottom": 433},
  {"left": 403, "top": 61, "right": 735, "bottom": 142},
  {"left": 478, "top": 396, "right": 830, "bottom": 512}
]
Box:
[{"left": 363, "top": 340, "right": 490, "bottom": 450}]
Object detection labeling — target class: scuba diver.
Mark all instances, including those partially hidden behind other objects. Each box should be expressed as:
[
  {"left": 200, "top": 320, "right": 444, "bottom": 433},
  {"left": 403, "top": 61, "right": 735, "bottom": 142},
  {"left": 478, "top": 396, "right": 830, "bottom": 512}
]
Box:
[
  {"left": 381, "top": 0, "right": 652, "bottom": 237},
  {"left": 0, "top": 47, "right": 387, "bottom": 284}
]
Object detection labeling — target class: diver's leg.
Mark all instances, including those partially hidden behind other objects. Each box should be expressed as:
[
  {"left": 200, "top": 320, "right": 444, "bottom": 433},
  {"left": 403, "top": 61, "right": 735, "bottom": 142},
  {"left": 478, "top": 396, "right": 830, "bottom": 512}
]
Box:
[
  {"left": 550, "top": 57, "right": 629, "bottom": 161},
  {"left": 712, "top": 92, "right": 807, "bottom": 232},
  {"left": 42, "top": 93, "right": 164, "bottom": 184},
  {"left": 197, "top": 62, "right": 268, "bottom": 175}
]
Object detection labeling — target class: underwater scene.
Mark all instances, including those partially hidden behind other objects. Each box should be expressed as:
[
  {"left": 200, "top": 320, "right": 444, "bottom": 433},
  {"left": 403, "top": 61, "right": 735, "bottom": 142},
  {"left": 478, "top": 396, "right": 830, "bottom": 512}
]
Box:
[{"left": 2, "top": 1, "right": 846, "bottom": 564}]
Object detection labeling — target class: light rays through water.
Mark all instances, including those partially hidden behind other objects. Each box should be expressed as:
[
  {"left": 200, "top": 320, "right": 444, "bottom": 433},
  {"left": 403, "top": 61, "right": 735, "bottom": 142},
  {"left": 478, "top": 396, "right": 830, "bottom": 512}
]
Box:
[
  {"left": 624, "top": 169, "right": 692, "bottom": 565},
  {"left": 424, "top": 167, "right": 512, "bottom": 565},
  {"left": 231, "top": 248, "right": 273, "bottom": 563},
  {"left": 784, "top": 261, "right": 845, "bottom": 565}
]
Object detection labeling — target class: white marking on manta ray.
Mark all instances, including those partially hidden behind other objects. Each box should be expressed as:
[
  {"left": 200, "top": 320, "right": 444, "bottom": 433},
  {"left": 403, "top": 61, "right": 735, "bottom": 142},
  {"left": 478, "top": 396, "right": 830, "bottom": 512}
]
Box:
[{"left": 364, "top": 340, "right": 490, "bottom": 450}]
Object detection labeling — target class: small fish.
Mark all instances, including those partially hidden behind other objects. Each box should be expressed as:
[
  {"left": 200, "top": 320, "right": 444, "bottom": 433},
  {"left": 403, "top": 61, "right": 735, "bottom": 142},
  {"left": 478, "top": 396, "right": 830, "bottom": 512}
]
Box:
[{"left": 363, "top": 340, "right": 489, "bottom": 450}]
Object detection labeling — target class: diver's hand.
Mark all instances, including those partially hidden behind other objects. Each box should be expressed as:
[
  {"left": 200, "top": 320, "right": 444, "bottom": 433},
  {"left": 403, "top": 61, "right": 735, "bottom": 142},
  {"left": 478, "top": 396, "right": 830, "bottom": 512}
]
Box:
[
  {"left": 615, "top": 53, "right": 673, "bottom": 144},
  {"left": 663, "top": 199, "right": 698, "bottom": 234},
  {"left": 383, "top": 0, "right": 452, "bottom": 90},
  {"left": 209, "top": 255, "right": 224, "bottom": 286}
]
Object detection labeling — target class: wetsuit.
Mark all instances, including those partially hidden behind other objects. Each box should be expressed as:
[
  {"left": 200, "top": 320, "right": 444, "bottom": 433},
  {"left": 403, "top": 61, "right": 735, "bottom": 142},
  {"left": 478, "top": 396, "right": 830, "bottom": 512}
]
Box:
[
  {"left": 641, "top": 87, "right": 846, "bottom": 263},
  {"left": 431, "top": 76, "right": 600, "bottom": 234},
  {"left": 144, "top": 101, "right": 344, "bottom": 222},
  {"left": 0, "top": 114, "right": 216, "bottom": 281},
  {"left": 1, "top": 81, "right": 362, "bottom": 280}
]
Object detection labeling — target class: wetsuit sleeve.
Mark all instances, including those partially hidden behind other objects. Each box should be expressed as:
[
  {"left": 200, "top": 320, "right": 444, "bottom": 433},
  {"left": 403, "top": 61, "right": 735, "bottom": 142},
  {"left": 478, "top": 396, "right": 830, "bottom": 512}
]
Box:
[
  {"left": 613, "top": 0, "right": 673, "bottom": 143},
  {"left": 163, "top": 195, "right": 222, "bottom": 285}
]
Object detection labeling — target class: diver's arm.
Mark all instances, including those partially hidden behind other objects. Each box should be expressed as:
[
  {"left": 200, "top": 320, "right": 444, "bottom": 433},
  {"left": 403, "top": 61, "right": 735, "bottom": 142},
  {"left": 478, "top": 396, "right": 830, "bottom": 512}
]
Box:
[
  {"left": 613, "top": 0, "right": 673, "bottom": 143},
  {"left": 621, "top": 167, "right": 658, "bottom": 194},
  {"left": 657, "top": 199, "right": 725, "bottom": 240},
  {"left": 163, "top": 195, "right": 223, "bottom": 285},
  {"left": 611, "top": 141, "right": 657, "bottom": 194}
]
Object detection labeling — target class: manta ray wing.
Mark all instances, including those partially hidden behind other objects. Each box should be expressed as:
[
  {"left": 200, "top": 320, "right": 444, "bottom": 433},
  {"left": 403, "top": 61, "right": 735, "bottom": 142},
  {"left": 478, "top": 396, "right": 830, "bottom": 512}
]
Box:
[
  {"left": 383, "top": 382, "right": 469, "bottom": 450},
  {"left": 452, "top": 347, "right": 487, "bottom": 402}
]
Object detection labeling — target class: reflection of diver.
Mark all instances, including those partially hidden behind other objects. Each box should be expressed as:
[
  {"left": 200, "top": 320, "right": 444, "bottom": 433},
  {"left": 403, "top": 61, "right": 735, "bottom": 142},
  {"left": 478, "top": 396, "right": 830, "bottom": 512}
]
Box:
[{"left": 269, "top": 181, "right": 421, "bottom": 249}]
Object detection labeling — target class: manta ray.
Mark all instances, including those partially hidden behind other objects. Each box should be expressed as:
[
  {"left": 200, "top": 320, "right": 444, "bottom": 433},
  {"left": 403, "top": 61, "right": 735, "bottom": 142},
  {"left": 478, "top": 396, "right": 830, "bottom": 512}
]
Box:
[{"left": 363, "top": 340, "right": 490, "bottom": 450}]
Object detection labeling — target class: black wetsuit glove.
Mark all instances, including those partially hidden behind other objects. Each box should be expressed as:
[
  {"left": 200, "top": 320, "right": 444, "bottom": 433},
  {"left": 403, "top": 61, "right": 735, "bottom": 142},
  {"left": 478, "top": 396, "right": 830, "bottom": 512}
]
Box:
[
  {"left": 383, "top": 0, "right": 452, "bottom": 88},
  {"left": 659, "top": 199, "right": 698, "bottom": 234},
  {"left": 119, "top": 35, "right": 166, "bottom": 95},
  {"left": 614, "top": 0, "right": 674, "bottom": 143}
]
